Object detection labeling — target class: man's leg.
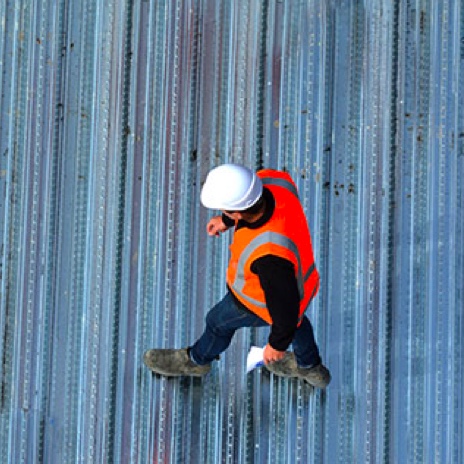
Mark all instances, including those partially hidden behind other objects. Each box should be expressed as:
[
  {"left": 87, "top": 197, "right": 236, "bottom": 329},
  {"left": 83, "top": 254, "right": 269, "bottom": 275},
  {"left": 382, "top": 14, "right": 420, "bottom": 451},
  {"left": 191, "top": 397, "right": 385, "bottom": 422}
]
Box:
[
  {"left": 144, "top": 292, "right": 266, "bottom": 376},
  {"left": 291, "top": 315, "right": 321, "bottom": 368},
  {"left": 266, "top": 315, "right": 331, "bottom": 388},
  {"left": 189, "top": 292, "right": 267, "bottom": 365}
]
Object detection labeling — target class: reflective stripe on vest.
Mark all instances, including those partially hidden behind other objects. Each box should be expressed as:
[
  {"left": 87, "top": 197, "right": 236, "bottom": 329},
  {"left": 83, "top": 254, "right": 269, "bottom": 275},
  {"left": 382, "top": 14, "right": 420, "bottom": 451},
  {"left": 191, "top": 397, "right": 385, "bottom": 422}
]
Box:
[
  {"left": 260, "top": 176, "right": 299, "bottom": 199},
  {"left": 229, "top": 231, "right": 316, "bottom": 309}
]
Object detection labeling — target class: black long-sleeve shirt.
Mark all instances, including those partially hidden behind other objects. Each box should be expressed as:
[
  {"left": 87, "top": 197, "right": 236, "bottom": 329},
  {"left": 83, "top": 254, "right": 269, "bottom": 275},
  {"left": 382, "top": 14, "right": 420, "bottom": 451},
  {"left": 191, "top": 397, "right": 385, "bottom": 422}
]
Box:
[{"left": 223, "top": 188, "right": 301, "bottom": 351}]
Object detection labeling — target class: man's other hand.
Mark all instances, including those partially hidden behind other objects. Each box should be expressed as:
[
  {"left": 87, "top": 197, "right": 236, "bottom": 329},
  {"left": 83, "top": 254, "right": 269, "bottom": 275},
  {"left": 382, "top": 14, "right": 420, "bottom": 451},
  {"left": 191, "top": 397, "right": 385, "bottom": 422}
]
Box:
[
  {"left": 206, "top": 216, "right": 229, "bottom": 236},
  {"left": 263, "top": 344, "right": 286, "bottom": 365}
]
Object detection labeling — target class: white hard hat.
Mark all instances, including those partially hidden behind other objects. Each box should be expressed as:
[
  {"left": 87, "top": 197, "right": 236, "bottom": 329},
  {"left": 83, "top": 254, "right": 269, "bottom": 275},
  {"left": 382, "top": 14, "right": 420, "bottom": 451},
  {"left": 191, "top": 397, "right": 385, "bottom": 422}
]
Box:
[{"left": 200, "top": 164, "right": 263, "bottom": 211}]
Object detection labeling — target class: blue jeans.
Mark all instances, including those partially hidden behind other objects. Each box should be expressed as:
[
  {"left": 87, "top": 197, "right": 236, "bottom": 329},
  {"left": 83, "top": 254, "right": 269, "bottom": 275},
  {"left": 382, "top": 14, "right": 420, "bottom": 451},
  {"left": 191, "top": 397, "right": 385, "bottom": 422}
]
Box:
[{"left": 190, "top": 292, "right": 321, "bottom": 367}]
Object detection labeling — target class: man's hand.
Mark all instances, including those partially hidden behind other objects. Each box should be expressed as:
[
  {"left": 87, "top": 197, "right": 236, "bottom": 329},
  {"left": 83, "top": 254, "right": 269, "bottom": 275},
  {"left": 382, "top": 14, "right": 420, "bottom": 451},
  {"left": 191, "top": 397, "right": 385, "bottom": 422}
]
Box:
[
  {"left": 206, "top": 215, "right": 229, "bottom": 236},
  {"left": 263, "top": 343, "right": 286, "bottom": 365}
]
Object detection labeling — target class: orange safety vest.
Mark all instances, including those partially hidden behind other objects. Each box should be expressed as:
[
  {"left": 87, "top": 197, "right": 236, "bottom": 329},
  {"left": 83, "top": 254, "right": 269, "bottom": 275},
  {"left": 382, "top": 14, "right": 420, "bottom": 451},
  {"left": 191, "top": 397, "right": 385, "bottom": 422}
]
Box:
[{"left": 227, "top": 169, "right": 319, "bottom": 325}]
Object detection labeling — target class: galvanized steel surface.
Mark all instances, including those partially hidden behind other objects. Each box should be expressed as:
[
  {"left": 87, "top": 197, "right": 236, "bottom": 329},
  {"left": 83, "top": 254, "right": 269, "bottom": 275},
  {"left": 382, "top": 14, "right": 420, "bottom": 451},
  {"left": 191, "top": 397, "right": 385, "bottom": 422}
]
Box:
[{"left": 1, "top": 0, "right": 463, "bottom": 463}]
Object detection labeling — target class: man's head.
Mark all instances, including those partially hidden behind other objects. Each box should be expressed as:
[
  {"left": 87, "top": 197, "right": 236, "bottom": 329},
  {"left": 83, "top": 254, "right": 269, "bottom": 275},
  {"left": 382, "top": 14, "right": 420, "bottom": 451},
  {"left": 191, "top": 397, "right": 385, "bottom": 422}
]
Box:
[
  {"left": 201, "top": 164, "right": 263, "bottom": 216},
  {"left": 222, "top": 194, "right": 266, "bottom": 222}
]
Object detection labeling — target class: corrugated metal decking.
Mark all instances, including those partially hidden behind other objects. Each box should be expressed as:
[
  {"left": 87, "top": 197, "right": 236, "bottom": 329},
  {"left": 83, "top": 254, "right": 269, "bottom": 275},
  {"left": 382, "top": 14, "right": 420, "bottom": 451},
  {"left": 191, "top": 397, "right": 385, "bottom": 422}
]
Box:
[{"left": 0, "top": 1, "right": 463, "bottom": 463}]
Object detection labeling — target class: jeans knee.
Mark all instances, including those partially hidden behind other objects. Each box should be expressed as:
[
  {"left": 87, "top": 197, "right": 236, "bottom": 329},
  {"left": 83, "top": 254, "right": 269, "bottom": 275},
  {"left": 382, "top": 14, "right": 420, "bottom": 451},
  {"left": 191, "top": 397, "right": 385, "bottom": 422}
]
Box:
[
  {"left": 205, "top": 307, "right": 235, "bottom": 338},
  {"left": 205, "top": 307, "right": 223, "bottom": 332},
  {"left": 205, "top": 310, "right": 214, "bottom": 328}
]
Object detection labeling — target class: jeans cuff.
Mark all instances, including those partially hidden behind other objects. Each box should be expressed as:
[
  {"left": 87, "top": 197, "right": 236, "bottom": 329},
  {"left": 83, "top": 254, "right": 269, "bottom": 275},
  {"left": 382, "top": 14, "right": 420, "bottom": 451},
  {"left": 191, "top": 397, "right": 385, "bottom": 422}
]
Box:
[
  {"left": 297, "top": 363, "right": 317, "bottom": 370},
  {"left": 188, "top": 346, "right": 219, "bottom": 366},
  {"left": 187, "top": 347, "right": 201, "bottom": 365},
  {"left": 297, "top": 356, "right": 321, "bottom": 370}
]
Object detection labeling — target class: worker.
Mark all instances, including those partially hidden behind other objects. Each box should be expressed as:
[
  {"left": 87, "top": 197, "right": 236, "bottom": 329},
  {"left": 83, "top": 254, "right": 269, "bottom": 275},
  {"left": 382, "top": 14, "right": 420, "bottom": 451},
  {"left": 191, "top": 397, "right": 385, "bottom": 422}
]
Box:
[{"left": 144, "top": 164, "right": 331, "bottom": 388}]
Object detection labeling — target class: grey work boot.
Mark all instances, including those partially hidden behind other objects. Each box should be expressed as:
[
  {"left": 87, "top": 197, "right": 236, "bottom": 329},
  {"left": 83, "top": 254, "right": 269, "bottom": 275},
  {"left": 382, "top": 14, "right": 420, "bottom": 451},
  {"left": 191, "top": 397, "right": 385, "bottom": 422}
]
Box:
[
  {"left": 265, "top": 351, "right": 299, "bottom": 378},
  {"left": 266, "top": 352, "right": 331, "bottom": 389},
  {"left": 143, "top": 348, "right": 211, "bottom": 377},
  {"left": 296, "top": 364, "right": 331, "bottom": 389}
]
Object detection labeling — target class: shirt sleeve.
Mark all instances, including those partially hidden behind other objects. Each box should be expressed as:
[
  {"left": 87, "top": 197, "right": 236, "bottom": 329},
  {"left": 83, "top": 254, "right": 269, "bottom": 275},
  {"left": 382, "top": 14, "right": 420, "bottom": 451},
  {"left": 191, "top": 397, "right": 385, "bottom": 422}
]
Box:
[
  {"left": 251, "top": 255, "right": 300, "bottom": 351},
  {"left": 221, "top": 213, "right": 235, "bottom": 228}
]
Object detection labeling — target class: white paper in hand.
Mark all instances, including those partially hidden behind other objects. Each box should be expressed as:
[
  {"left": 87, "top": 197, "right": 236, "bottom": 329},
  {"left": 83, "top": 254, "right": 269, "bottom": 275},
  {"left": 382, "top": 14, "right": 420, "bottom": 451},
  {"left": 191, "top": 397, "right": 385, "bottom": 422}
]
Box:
[{"left": 246, "top": 346, "right": 265, "bottom": 373}]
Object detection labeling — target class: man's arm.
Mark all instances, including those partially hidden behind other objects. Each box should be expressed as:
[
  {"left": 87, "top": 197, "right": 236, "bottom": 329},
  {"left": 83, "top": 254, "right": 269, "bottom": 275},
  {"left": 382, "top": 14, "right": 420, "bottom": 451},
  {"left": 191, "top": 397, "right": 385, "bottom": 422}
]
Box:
[
  {"left": 221, "top": 213, "right": 235, "bottom": 228},
  {"left": 252, "top": 255, "right": 300, "bottom": 359}
]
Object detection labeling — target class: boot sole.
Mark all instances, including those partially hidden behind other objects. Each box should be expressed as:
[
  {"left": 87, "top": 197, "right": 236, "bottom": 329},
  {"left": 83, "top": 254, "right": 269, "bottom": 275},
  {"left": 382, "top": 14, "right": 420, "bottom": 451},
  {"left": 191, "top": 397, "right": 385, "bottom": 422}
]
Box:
[{"left": 143, "top": 350, "right": 210, "bottom": 377}]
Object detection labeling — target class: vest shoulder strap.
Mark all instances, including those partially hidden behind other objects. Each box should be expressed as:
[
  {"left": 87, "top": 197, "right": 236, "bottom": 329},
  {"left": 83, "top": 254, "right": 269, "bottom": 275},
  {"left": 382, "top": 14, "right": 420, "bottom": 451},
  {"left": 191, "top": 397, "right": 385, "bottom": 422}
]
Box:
[{"left": 258, "top": 171, "right": 299, "bottom": 199}]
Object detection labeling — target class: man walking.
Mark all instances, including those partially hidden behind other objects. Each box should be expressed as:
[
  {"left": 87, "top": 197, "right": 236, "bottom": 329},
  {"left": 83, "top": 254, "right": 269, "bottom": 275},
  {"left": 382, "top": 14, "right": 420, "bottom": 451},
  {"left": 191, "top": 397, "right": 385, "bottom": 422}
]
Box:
[{"left": 144, "top": 164, "right": 330, "bottom": 388}]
